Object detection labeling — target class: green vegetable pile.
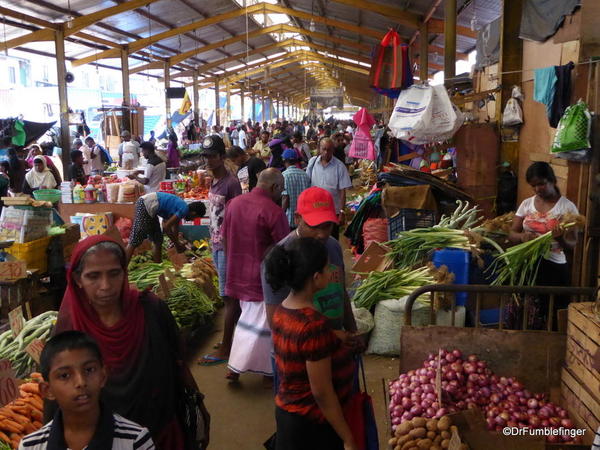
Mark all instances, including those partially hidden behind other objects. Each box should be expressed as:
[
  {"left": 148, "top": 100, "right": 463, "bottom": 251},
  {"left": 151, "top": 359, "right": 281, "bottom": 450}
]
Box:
[
  {"left": 0, "top": 311, "right": 57, "bottom": 378},
  {"left": 165, "top": 279, "right": 216, "bottom": 329},
  {"left": 352, "top": 267, "right": 436, "bottom": 310},
  {"left": 129, "top": 258, "right": 174, "bottom": 290}
]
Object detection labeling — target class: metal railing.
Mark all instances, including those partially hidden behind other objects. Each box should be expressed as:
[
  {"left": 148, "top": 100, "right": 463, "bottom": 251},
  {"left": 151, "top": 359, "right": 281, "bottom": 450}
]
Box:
[{"left": 403, "top": 284, "right": 597, "bottom": 331}]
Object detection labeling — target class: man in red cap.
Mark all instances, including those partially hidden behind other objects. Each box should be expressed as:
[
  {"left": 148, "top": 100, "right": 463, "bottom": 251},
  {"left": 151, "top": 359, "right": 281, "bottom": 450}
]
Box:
[{"left": 262, "top": 186, "right": 358, "bottom": 334}]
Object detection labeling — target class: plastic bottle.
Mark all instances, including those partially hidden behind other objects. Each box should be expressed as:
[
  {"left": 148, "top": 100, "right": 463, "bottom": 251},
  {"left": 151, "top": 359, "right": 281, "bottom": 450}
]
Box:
[
  {"left": 84, "top": 183, "right": 97, "bottom": 203},
  {"left": 96, "top": 184, "right": 105, "bottom": 203},
  {"left": 73, "top": 183, "right": 85, "bottom": 204}
]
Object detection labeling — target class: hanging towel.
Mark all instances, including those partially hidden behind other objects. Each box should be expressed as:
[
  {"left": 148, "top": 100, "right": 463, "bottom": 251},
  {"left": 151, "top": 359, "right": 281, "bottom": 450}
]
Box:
[
  {"left": 550, "top": 61, "right": 575, "bottom": 128},
  {"left": 11, "top": 120, "right": 26, "bottom": 146},
  {"left": 519, "top": 0, "right": 579, "bottom": 42},
  {"left": 534, "top": 67, "right": 558, "bottom": 118}
]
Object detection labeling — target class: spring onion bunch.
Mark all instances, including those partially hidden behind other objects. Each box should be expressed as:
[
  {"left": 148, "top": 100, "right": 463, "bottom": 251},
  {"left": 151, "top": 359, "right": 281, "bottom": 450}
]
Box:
[
  {"left": 353, "top": 267, "right": 436, "bottom": 310},
  {"left": 490, "top": 214, "right": 585, "bottom": 286},
  {"left": 438, "top": 200, "right": 484, "bottom": 230}
]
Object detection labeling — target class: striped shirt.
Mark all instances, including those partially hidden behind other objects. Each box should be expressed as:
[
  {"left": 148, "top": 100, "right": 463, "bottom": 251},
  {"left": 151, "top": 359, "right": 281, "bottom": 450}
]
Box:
[
  {"left": 19, "top": 410, "right": 154, "bottom": 450},
  {"left": 282, "top": 166, "right": 311, "bottom": 228},
  {"left": 272, "top": 306, "right": 355, "bottom": 423}
]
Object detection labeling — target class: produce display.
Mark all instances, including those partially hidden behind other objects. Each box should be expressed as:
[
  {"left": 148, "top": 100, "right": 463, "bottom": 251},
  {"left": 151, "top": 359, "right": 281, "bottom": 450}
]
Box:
[
  {"left": 437, "top": 201, "right": 482, "bottom": 230},
  {"left": 129, "top": 259, "right": 174, "bottom": 290},
  {"left": 388, "top": 349, "right": 580, "bottom": 443},
  {"left": 389, "top": 415, "right": 468, "bottom": 450},
  {"left": 0, "top": 312, "right": 57, "bottom": 379},
  {"left": 0, "top": 373, "right": 44, "bottom": 449},
  {"left": 165, "top": 280, "right": 216, "bottom": 329},
  {"left": 489, "top": 213, "right": 585, "bottom": 286},
  {"left": 353, "top": 265, "right": 453, "bottom": 310}
]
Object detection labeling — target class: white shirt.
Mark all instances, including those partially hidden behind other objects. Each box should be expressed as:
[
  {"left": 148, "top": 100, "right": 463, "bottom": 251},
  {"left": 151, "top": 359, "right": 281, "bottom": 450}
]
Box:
[
  {"left": 306, "top": 155, "right": 352, "bottom": 212},
  {"left": 88, "top": 145, "right": 105, "bottom": 173},
  {"left": 238, "top": 129, "right": 247, "bottom": 150},
  {"left": 516, "top": 195, "right": 579, "bottom": 264},
  {"left": 81, "top": 144, "right": 93, "bottom": 176},
  {"left": 143, "top": 161, "right": 166, "bottom": 193}
]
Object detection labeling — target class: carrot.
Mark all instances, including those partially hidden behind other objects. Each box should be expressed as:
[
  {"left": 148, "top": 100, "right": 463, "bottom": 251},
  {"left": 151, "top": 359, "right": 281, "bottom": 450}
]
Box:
[
  {"left": 23, "top": 396, "right": 42, "bottom": 412},
  {"left": 0, "top": 430, "right": 9, "bottom": 443},
  {"left": 23, "top": 423, "right": 36, "bottom": 435},
  {"left": 18, "top": 384, "right": 39, "bottom": 395},
  {"left": 32, "top": 421, "right": 42, "bottom": 429},
  {"left": 29, "top": 373, "right": 43, "bottom": 380},
  {"left": 30, "top": 410, "right": 42, "bottom": 422},
  {"left": 8, "top": 414, "right": 29, "bottom": 426},
  {"left": 10, "top": 407, "right": 29, "bottom": 416},
  {"left": 0, "top": 420, "right": 24, "bottom": 434}
]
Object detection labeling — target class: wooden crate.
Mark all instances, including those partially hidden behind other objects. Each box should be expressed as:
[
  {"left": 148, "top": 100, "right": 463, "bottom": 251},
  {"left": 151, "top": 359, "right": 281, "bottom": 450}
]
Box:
[{"left": 562, "top": 302, "right": 600, "bottom": 443}]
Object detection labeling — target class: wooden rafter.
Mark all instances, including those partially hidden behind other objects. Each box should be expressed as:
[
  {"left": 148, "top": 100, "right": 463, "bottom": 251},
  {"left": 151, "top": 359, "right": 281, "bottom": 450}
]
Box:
[
  {"left": 328, "top": 0, "right": 420, "bottom": 29},
  {"left": 3, "top": 0, "right": 161, "bottom": 49}
]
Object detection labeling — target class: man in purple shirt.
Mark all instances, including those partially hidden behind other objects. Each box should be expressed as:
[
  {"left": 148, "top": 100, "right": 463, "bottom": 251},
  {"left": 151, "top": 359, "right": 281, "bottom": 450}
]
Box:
[
  {"left": 198, "top": 135, "right": 242, "bottom": 366},
  {"left": 222, "top": 168, "right": 290, "bottom": 382}
]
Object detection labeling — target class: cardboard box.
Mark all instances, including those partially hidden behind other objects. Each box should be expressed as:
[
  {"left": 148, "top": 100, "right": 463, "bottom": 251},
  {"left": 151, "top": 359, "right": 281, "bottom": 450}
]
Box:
[{"left": 351, "top": 242, "right": 393, "bottom": 277}]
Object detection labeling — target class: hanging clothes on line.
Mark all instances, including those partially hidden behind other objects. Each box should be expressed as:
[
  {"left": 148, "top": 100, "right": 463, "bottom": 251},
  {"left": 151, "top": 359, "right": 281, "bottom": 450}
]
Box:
[
  {"left": 550, "top": 62, "right": 575, "bottom": 128},
  {"left": 519, "top": 0, "right": 579, "bottom": 42},
  {"left": 533, "top": 67, "right": 557, "bottom": 117}
]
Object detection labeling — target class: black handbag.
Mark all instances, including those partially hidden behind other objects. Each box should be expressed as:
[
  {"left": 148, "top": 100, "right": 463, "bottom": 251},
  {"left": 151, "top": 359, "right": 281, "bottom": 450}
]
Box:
[{"left": 180, "top": 387, "right": 211, "bottom": 450}]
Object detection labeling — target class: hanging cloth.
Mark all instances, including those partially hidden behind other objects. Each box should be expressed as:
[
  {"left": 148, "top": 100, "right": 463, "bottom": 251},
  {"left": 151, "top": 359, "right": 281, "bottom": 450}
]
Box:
[
  {"left": 11, "top": 119, "right": 26, "bottom": 146},
  {"left": 369, "top": 31, "right": 412, "bottom": 98},
  {"left": 519, "top": 0, "right": 579, "bottom": 42},
  {"left": 550, "top": 61, "right": 575, "bottom": 128},
  {"left": 533, "top": 67, "right": 558, "bottom": 118}
]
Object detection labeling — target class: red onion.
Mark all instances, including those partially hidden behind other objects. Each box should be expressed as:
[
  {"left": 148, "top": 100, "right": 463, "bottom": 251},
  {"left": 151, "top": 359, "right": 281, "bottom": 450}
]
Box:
[
  {"left": 540, "top": 419, "right": 550, "bottom": 428},
  {"left": 434, "top": 408, "right": 447, "bottom": 418},
  {"left": 410, "top": 405, "right": 423, "bottom": 416},
  {"left": 528, "top": 416, "right": 541, "bottom": 428},
  {"left": 548, "top": 417, "right": 560, "bottom": 427},
  {"left": 467, "top": 354, "right": 478, "bottom": 362},
  {"left": 401, "top": 397, "right": 411, "bottom": 409},
  {"left": 560, "top": 418, "right": 573, "bottom": 428},
  {"left": 538, "top": 407, "right": 551, "bottom": 419},
  {"left": 546, "top": 434, "right": 559, "bottom": 443},
  {"left": 526, "top": 398, "right": 538, "bottom": 409},
  {"left": 426, "top": 407, "right": 435, "bottom": 417},
  {"left": 452, "top": 349, "right": 462, "bottom": 359},
  {"left": 558, "top": 409, "right": 568, "bottom": 419},
  {"left": 463, "top": 362, "right": 477, "bottom": 374}
]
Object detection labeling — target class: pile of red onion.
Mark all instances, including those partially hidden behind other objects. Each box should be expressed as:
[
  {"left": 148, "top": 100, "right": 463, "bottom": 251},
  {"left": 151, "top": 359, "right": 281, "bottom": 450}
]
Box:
[{"left": 388, "top": 349, "right": 580, "bottom": 443}]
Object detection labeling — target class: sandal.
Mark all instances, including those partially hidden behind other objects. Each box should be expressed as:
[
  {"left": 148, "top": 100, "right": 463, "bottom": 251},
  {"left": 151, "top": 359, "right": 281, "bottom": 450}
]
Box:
[
  {"left": 225, "top": 370, "right": 240, "bottom": 382},
  {"left": 198, "top": 354, "right": 227, "bottom": 366}
]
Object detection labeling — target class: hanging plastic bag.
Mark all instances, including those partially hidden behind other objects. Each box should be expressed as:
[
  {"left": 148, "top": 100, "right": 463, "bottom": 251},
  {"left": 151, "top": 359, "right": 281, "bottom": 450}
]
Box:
[
  {"left": 349, "top": 130, "right": 376, "bottom": 160},
  {"left": 551, "top": 100, "right": 591, "bottom": 153},
  {"left": 502, "top": 98, "right": 524, "bottom": 126},
  {"left": 388, "top": 84, "right": 434, "bottom": 140}
]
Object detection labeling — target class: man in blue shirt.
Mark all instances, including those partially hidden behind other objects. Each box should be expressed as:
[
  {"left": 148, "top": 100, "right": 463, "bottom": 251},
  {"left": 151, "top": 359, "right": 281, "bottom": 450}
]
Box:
[
  {"left": 281, "top": 148, "right": 311, "bottom": 229},
  {"left": 125, "top": 192, "right": 205, "bottom": 263}
]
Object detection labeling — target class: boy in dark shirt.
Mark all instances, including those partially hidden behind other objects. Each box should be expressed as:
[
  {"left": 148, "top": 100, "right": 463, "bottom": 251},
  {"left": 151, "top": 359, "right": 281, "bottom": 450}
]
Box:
[
  {"left": 20, "top": 331, "right": 154, "bottom": 450},
  {"left": 68, "top": 150, "right": 87, "bottom": 185},
  {"left": 226, "top": 145, "right": 267, "bottom": 193}
]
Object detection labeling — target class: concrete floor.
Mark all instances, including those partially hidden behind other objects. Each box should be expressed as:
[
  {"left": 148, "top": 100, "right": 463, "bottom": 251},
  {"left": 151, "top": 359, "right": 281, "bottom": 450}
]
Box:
[{"left": 189, "top": 310, "right": 398, "bottom": 450}]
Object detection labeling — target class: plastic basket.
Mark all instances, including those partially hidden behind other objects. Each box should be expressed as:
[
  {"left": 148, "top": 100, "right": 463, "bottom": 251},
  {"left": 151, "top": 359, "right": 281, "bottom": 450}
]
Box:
[
  {"left": 33, "top": 189, "right": 61, "bottom": 203},
  {"left": 5, "top": 235, "right": 52, "bottom": 273},
  {"left": 388, "top": 208, "right": 436, "bottom": 240}
]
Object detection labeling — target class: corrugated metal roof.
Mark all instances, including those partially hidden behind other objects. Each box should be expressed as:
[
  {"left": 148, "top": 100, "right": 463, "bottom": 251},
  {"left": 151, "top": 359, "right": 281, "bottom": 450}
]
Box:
[{"left": 2, "top": 0, "right": 502, "bottom": 103}]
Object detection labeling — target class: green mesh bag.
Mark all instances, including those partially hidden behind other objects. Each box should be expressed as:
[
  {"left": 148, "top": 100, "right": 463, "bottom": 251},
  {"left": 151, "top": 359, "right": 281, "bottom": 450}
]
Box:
[{"left": 551, "top": 100, "right": 591, "bottom": 153}]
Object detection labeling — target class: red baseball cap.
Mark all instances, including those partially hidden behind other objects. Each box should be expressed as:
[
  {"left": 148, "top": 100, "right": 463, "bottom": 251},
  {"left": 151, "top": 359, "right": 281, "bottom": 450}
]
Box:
[{"left": 297, "top": 187, "right": 339, "bottom": 226}]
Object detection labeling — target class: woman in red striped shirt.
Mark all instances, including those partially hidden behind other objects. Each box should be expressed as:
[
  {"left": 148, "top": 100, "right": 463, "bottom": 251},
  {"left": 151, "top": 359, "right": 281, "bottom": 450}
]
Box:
[{"left": 265, "top": 237, "right": 357, "bottom": 450}]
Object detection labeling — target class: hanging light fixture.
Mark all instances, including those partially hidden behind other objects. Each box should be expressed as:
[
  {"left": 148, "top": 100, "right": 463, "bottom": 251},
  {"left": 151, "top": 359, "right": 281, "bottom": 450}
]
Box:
[
  {"left": 470, "top": 0, "right": 479, "bottom": 31},
  {"left": 309, "top": 19, "right": 316, "bottom": 32},
  {"left": 66, "top": 0, "right": 74, "bottom": 29}
]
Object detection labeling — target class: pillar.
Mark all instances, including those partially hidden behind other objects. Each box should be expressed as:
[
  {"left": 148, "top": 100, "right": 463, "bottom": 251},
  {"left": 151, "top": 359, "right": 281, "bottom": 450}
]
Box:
[
  {"left": 214, "top": 77, "right": 221, "bottom": 127},
  {"left": 240, "top": 91, "right": 245, "bottom": 121},
  {"left": 261, "top": 93, "right": 266, "bottom": 122},
  {"left": 444, "top": 0, "right": 457, "bottom": 85},
  {"left": 419, "top": 22, "right": 429, "bottom": 82},
  {"left": 164, "top": 60, "right": 171, "bottom": 127},
  {"left": 55, "top": 29, "right": 70, "bottom": 179},
  {"left": 226, "top": 83, "right": 231, "bottom": 124},
  {"left": 251, "top": 91, "right": 256, "bottom": 122},
  {"left": 121, "top": 47, "right": 131, "bottom": 132},
  {"left": 193, "top": 71, "right": 200, "bottom": 123}
]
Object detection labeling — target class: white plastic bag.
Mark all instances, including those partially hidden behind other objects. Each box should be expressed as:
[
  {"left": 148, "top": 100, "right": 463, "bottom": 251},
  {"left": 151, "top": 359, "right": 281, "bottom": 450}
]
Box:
[
  {"left": 351, "top": 304, "right": 375, "bottom": 335},
  {"left": 366, "top": 297, "right": 430, "bottom": 356},
  {"left": 388, "top": 85, "right": 434, "bottom": 141},
  {"left": 389, "top": 85, "right": 462, "bottom": 144},
  {"left": 502, "top": 98, "right": 523, "bottom": 126}
]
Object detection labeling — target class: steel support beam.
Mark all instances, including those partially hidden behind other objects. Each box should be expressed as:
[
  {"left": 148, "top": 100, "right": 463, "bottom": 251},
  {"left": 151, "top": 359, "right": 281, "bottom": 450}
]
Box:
[
  {"left": 193, "top": 72, "right": 200, "bottom": 121},
  {"left": 419, "top": 23, "right": 428, "bottom": 81},
  {"left": 444, "top": 0, "right": 457, "bottom": 85},
  {"left": 215, "top": 77, "right": 221, "bottom": 127},
  {"left": 55, "top": 29, "right": 70, "bottom": 179},
  {"left": 121, "top": 48, "right": 131, "bottom": 131},
  {"left": 164, "top": 61, "right": 171, "bottom": 127}
]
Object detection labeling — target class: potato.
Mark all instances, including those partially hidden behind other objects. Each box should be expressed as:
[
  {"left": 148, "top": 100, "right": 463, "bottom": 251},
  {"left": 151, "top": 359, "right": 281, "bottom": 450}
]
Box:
[
  {"left": 437, "top": 416, "right": 451, "bottom": 431},
  {"left": 459, "top": 445, "right": 469, "bottom": 450},
  {"left": 397, "top": 422, "right": 414, "bottom": 436},
  {"left": 433, "top": 435, "right": 442, "bottom": 445},
  {"left": 440, "top": 439, "right": 449, "bottom": 449},
  {"left": 397, "top": 435, "right": 412, "bottom": 447},
  {"left": 426, "top": 419, "right": 438, "bottom": 431},
  {"left": 389, "top": 437, "right": 398, "bottom": 446},
  {"left": 426, "top": 431, "right": 436, "bottom": 439},
  {"left": 394, "top": 446, "right": 401, "bottom": 450},
  {"left": 401, "top": 440, "right": 416, "bottom": 450},
  {"left": 440, "top": 431, "right": 451, "bottom": 440},
  {"left": 417, "top": 438, "right": 433, "bottom": 449},
  {"left": 411, "top": 417, "right": 428, "bottom": 428},
  {"left": 408, "top": 427, "right": 427, "bottom": 439},
  {"left": 430, "top": 447, "right": 442, "bottom": 450}
]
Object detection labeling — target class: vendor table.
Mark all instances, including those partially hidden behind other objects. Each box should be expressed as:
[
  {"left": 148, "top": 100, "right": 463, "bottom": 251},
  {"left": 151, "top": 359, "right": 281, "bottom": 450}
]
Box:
[{"left": 57, "top": 202, "right": 136, "bottom": 223}]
